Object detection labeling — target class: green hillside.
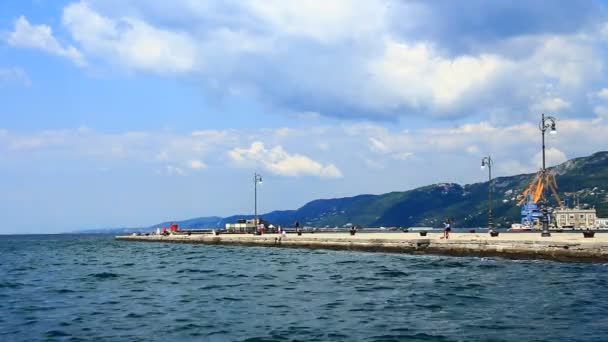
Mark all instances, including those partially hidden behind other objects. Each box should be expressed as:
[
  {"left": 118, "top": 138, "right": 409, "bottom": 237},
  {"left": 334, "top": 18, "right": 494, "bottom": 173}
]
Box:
[{"left": 165, "top": 151, "right": 608, "bottom": 229}]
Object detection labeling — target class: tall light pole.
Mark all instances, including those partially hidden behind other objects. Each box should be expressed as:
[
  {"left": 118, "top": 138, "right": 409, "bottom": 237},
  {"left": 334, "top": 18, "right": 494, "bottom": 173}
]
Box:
[
  {"left": 254, "top": 172, "right": 263, "bottom": 232},
  {"left": 539, "top": 113, "right": 557, "bottom": 237},
  {"left": 481, "top": 155, "right": 494, "bottom": 232}
]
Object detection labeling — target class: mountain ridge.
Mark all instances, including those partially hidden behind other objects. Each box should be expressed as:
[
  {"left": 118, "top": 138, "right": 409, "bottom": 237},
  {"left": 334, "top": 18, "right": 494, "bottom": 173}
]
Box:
[
  {"left": 154, "top": 151, "right": 608, "bottom": 229},
  {"left": 75, "top": 151, "right": 608, "bottom": 233}
]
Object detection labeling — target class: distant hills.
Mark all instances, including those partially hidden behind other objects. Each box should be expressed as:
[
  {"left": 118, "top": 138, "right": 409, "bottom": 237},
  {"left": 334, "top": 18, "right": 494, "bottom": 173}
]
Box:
[{"left": 79, "top": 151, "right": 608, "bottom": 233}]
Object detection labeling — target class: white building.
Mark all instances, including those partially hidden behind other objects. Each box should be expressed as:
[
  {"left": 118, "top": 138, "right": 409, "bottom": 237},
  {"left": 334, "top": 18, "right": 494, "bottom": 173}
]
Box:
[
  {"left": 596, "top": 218, "right": 608, "bottom": 229},
  {"left": 554, "top": 208, "right": 596, "bottom": 229},
  {"left": 225, "top": 218, "right": 266, "bottom": 233}
]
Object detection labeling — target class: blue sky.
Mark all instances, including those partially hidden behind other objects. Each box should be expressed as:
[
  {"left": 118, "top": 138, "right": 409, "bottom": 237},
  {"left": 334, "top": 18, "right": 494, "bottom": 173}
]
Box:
[{"left": 2, "top": 0, "right": 608, "bottom": 233}]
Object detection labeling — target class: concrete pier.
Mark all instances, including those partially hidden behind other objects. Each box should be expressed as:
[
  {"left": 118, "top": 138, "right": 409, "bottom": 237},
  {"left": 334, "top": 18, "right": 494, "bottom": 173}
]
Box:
[{"left": 115, "top": 232, "right": 608, "bottom": 262}]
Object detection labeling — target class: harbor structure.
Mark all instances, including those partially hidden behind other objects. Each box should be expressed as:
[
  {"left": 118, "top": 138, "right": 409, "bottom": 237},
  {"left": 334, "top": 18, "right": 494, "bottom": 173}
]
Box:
[
  {"left": 225, "top": 218, "right": 267, "bottom": 233},
  {"left": 115, "top": 232, "right": 608, "bottom": 262},
  {"left": 554, "top": 208, "right": 597, "bottom": 229}
]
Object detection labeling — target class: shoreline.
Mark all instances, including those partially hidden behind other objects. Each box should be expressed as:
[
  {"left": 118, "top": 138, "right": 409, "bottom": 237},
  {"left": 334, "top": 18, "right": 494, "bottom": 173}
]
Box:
[{"left": 115, "top": 232, "right": 608, "bottom": 262}]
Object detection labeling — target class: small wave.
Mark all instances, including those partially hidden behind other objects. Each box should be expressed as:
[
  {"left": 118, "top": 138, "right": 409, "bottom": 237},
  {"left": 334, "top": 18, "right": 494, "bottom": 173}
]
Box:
[
  {"left": 368, "top": 332, "right": 449, "bottom": 341},
  {"left": 216, "top": 272, "right": 249, "bottom": 278},
  {"left": 171, "top": 323, "right": 203, "bottom": 333},
  {"left": 335, "top": 260, "right": 361, "bottom": 265},
  {"left": 206, "top": 329, "right": 230, "bottom": 337},
  {"left": 415, "top": 303, "right": 443, "bottom": 310},
  {"left": 198, "top": 284, "right": 224, "bottom": 290},
  {"left": 295, "top": 274, "right": 313, "bottom": 280},
  {"left": 348, "top": 276, "right": 381, "bottom": 282},
  {"left": 254, "top": 274, "right": 277, "bottom": 280},
  {"left": 55, "top": 288, "right": 75, "bottom": 294},
  {"left": 10, "top": 266, "right": 36, "bottom": 272},
  {"left": 327, "top": 333, "right": 349, "bottom": 339},
  {"left": 267, "top": 304, "right": 289, "bottom": 308},
  {"left": 322, "top": 301, "right": 344, "bottom": 309},
  {"left": 176, "top": 268, "right": 214, "bottom": 274},
  {"left": 219, "top": 297, "right": 243, "bottom": 302},
  {"left": 45, "top": 330, "right": 71, "bottom": 338},
  {"left": 375, "top": 270, "right": 410, "bottom": 278},
  {"left": 0, "top": 282, "right": 25, "bottom": 289},
  {"left": 241, "top": 337, "right": 289, "bottom": 342},
  {"left": 125, "top": 312, "right": 144, "bottom": 318},
  {"left": 89, "top": 272, "right": 120, "bottom": 279}
]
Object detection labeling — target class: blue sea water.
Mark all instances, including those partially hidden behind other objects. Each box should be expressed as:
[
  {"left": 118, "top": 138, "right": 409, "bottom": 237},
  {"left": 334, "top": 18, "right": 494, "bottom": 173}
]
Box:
[{"left": 1, "top": 234, "right": 608, "bottom": 341}]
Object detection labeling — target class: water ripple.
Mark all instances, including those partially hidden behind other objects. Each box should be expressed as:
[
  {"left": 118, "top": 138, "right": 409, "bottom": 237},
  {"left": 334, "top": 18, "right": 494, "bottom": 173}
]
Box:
[{"left": 1, "top": 234, "right": 608, "bottom": 341}]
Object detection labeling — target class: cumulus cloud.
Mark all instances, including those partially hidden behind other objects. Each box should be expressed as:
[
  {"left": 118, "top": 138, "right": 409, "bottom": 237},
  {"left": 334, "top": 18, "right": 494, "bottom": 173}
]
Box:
[
  {"left": 367, "top": 39, "right": 509, "bottom": 114},
  {"left": 243, "top": 0, "right": 387, "bottom": 43},
  {"left": 6, "top": 1, "right": 608, "bottom": 121},
  {"left": 1, "top": 111, "right": 607, "bottom": 187},
  {"left": 342, "top": 114, "right": 608, "bottom": 177},
  {"left": 7, "top": 16, "right": 85, "bottom": 66},
  {"left": 228, "top": 141, "right": 342, "bottom": 178},
  {"left": 62, "top": 2, "right": 196, "bottom": 73}
]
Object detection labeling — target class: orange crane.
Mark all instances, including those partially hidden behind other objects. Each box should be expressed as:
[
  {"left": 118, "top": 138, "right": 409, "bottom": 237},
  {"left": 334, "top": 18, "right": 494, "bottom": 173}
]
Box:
[{"left": 517, "top": 170, "right": 564, "bottom": 208}]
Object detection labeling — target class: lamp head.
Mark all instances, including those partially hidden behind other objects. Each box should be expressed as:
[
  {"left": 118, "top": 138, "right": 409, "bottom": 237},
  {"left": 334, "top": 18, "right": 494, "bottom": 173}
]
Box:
[{"left": 549, "top": 124, "right": 557, "bottom": 135}]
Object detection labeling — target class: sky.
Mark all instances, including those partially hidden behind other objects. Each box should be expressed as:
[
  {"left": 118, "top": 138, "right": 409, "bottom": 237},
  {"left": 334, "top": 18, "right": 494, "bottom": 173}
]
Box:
[{"left": 2, "top": 0, "right": 608, "bottom": 233}]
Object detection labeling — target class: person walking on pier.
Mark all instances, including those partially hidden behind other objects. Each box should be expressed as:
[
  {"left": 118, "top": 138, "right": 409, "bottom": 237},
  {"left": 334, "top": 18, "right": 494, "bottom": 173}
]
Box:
[{"left": 443, "top": 218, "right": 452, "bottom": 239}]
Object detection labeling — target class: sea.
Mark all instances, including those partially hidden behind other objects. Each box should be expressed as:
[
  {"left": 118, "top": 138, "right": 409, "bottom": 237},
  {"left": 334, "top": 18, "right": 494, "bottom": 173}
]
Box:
[{"left": 1, "top": 234, "right": 608, "bottom": 341}]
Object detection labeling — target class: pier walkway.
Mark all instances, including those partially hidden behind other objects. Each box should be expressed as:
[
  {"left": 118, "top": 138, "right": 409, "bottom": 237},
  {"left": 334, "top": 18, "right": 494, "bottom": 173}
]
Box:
[{"left": 115, "top": 232, "right": 608, "bottom": 262}]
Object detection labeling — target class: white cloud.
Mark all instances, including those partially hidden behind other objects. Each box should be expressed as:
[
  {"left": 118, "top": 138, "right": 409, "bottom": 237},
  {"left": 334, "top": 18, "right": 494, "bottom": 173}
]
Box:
[
  {"left": 1, "top": 113, "right": 607, "bottom": 199},
  {"left": 0, "top": 67, "right": 31, "bottom": 87},
  {"left": 165, "top": 165, "right": 185, "bottom": 176},
  {"left": 597, "top": 88, "right": 608, "bottom": 100},
  {"left": 7, "top": 1, "right": 605, "bottom": 122},
  {"left": 531, "top": 97, "right": 571, "bottom": 113},
  {"left": 188, "top": 159, "right": 206, "bottom": 170},
  {"left": 498, "top": 159, "right": 535, "bottom": 175},
  {"left": 533, "top": 147, "right": 568, "bottom": 169},
  {"left": 7, "top": 16, "right": 85, "bottom": 66},
  {"left": 594, "top": 106, "right": 608, "bottom": 118},
  {"left": 316, "top": 142, "right": 329, "bottom": 151},
  {"left": 530, "top": 35, "right": 601, "bottom": 87},
  {"left": 274, "top": 127, "right": 294, "bottom": 137},
  {"left": 228, "top": 141, "right": 342, "bottom": 178},
  {"left": 62, "top": 2, "right": 196, "bottom": 73},
  {"left": 368, "top": 40, "right": 509, "bottom": 112},
  {"left": 244, "top": 0, "right": 387, "bottom": 43},
  {"left": 0, "top": 128, "right": 229, "bottom": 172}
]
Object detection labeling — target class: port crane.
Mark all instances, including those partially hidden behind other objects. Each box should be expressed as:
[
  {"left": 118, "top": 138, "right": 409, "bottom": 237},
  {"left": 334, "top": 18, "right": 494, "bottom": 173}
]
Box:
[{"left": 517, "top": 170, "right": 564, "bottom": 228}]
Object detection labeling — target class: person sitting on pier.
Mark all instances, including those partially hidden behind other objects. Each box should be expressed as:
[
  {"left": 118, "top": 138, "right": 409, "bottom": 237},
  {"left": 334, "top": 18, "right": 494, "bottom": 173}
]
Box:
[{"left": 442, "top": 218, "right": 452, "bottom": 239}]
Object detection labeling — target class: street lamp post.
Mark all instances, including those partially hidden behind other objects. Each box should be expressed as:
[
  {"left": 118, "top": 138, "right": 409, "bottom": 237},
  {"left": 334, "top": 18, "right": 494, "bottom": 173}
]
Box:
[
  {"left": 254, "top": 173, "right": 263, "bottom": 232},
  {"left": 539, "top": 113, "right": 557, "bottom": 237},
  {"left": 481, "top": 156, "right": 494, "bottom": 232}
]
